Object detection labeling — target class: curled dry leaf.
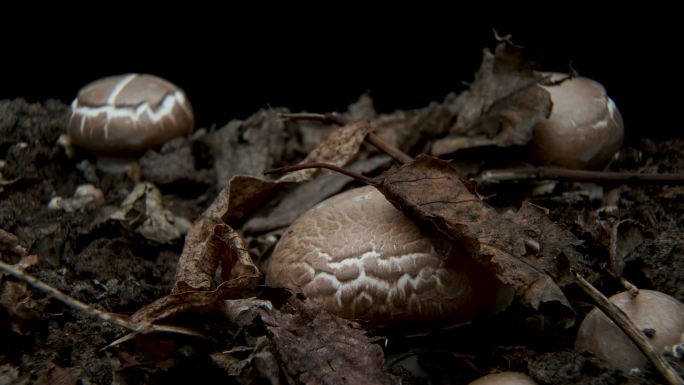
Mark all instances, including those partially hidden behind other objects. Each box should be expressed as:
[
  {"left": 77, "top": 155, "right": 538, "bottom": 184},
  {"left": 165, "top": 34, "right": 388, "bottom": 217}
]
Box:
[
  {"left": 110, "top": 182, "right": 191, "bottom": 244},
  {"left": 375, "top": 155, "right": 580, "bottom": 320},
  {"left": 215, "top": 296, "right": 393, "bottom": 385},
  {"left": 609, "top": 220, "right": 644, "bottom": 277},
  {"left": 431, "top": 37, "right": 552, "bottom": 156},
  {"left": 576, "top": 210, "right": 644, "bottom": 276},
  {"left": 130, "top": 222, "right": 260, "bottom": 325}
]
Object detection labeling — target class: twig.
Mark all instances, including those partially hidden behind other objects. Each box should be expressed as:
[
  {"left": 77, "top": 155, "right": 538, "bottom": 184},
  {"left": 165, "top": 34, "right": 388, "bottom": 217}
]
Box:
[
  {"left": 0, "top": 258, "right": 205, "bottom": 339},
  {"left": 265, "top": 162, "right": 378, "bottom": 186},
  {"left": 479, "top": 167, "right": 684, "bottom": 185},
  {"left": 280, "top": 112, "right": 347, "bottom": 126},
  {"left": 280, "top": 112, "right": 414, "bottom": 164},
  {"left": 574, "top": 273, "right": 684, "bottom": 385},
  {"left": 366, "top": 132, "right": 414, "bottom": 164}
]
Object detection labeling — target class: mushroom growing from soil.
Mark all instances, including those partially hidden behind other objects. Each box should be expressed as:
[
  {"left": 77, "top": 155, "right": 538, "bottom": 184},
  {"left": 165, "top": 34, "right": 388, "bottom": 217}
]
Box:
[
  {"left": 265, "top": 186, "right": 512, "bottom": 325},
  {"left": 530, "top": 72, "right": 624, "bottom": 169},
  {"left": 467, "top": 372, "right": 537, "bottom": 385},
  {"left": 575, "top": 289, "right": 684, "bottom": 373},
  {"left": 68, "top": 74, "right": 194, "bottom": 172}
]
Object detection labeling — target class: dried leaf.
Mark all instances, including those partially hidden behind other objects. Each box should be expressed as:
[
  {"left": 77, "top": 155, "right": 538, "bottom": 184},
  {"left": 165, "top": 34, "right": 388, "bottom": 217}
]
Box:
[
  {"left": 431, "top": 38, "right": 551, "bottom": 155},
  {"left": 110, "top": 182, "right": 191, "bottom": 244},
  {"left": 609, "top": 220, "right": 644, "bottom": 276},
  {"left": 278, "top": 120, "right": 370, "bottom": 182},
  {"left": 130, "top": 223, "right": 260, "bottom": 324},
  {"left": 218, "top": 297, "right": 393, "bottom": 385},
  {"left": 375, "top": 155, "right": 580, "bottom": 319}
]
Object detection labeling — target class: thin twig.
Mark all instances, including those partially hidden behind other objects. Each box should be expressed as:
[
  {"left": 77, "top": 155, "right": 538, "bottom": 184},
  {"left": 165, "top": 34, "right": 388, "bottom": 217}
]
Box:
[
  {"left": 280, "top": 112, "right": 414, "bottom": 164},
  {"left": 479, "top": 167, "right": 684, "bottom": 185},
  {"left": 574, "top": 273, "right": 684, "bottom": 385},
  {"left": 0, "top": 259, "right": 205, "bottom": 339},
  {"left": 366, "top": 132, "right": 414, "bottom": 164},
  {"left": 280, "top": 112, "right": 348, "bottom": 126},
  {"left": 265, "top": 162, "right": 378, "bottom": 186}
]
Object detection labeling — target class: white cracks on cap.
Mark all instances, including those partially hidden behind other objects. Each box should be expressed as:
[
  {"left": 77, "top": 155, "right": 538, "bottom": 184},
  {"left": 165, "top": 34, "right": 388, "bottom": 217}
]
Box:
[
  {"left": 107, "top": 73, "right": 137, "bottom": 105},
  {"left": 67, "top": 74, "right": 194, "bottom": 159},
  {"left": 73, "top": 90, "right": 189, "bottom": 140}
]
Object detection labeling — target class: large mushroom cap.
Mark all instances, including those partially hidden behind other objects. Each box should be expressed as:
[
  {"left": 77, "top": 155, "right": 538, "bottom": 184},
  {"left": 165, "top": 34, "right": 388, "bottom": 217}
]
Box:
[
  {"left": 530, "top": 73, "right": 624, "bottom": 169},
  {"left": 68, "top": 73, "right": 194, "bottom": 157},
  {"left": 575, "top": 289, "right": 684, "bottom": 372},
  {"left": 266, "top": 186, "right": 510, "bottom": 324},
  {"left": 468, "top": 372, "right": 537, "bottom": 385}
]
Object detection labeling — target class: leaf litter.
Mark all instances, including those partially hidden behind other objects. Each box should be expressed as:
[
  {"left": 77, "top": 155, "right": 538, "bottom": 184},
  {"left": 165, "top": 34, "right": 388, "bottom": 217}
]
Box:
[{"left": 1, "top": 35, "right": 683, "bottom": 385}]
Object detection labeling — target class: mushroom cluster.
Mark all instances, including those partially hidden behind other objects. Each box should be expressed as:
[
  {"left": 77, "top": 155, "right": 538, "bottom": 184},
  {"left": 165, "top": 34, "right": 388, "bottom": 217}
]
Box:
[
  {"left": 68, "top": 73, "right": 194, "bottom": 171},
  {"left": 266, "top": 186, "right": 512, "bottom": 324},
  {"left": 530, "top": 73, "right": 624, "bottom": 169}
]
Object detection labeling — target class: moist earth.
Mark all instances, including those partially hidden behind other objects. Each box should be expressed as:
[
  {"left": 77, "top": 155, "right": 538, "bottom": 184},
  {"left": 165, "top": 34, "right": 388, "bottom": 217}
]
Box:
[{"left": 1, "top": 98, "right": 683, "bottom": 384}]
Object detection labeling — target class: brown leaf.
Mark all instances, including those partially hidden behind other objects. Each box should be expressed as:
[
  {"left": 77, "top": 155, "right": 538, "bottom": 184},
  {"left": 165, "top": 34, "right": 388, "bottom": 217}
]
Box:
[
  {"left": 609, "top": 220, "right": 644, "bottom": 276},
  {"left": 375, "top": 155, "right": 580, "bottom": 318},
  {"left": 202, "top": 108, "right": 290, "bottom": 186},
  {"left": 431, "top": 38, "right": 551, "bottom": 155},
  {"left": 278, "top": 120, "right": 370, "bottom": 182},
  {"left": 130, "top": 222, "right": 260, "bottom": 325},
  {"left": 110, "top": 182, "right": 191, "bottom": 244},
  {"left": 218, "top": 297, "right": 393, "bottom": 385}
]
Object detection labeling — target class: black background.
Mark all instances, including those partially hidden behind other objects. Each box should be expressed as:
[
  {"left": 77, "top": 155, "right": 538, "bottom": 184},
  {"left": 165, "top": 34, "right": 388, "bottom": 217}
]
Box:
[{"left": 2, "top": 9, "right": 680, "bottom": 142}]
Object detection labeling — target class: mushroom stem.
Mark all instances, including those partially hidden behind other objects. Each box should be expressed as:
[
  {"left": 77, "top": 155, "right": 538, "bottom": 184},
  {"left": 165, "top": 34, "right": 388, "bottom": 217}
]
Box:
[
  {"left": 265, "top": 162, "right": 378, "bottom": 186},
  {"left": 478, "top": 167, "right": 684, "bottom": 185},
  {"left": 574, "top": 273, "right": 684, "bottom": 385}
]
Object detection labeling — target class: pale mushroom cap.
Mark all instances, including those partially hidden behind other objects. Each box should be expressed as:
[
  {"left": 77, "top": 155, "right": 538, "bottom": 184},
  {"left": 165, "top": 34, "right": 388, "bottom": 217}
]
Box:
[
  {"left": 575, "top": 289, "right": 684, "bottom": 372},
  {"left": 468, "top": 372, "right": 537, "bottom": 385},
  {"left": 68, "top": 74, "right": 194, "bottom": 156},
  {"left": 266, "top": 186, "right": 510, "bottom": 324},
  {"left": 531, "top": 73, "right": 624, "bottom": 169}
]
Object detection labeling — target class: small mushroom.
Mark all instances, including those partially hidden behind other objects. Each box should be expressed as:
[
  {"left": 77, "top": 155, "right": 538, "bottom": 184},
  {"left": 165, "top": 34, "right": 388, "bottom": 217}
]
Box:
[
  {"left": 575, "top": 289, "right": 684, "bottom": 373},
  {"left": 467, "top": 372, "right": 537, "bottom": 385},
  {"left": 68, "top": 74, "right": 194, "bottom": 172},
  {"left": 265, "top": 186, "right": 512, "bottom": 324},
  {"left": 530, "top": 73, "right": 624, "bottom": 169}
]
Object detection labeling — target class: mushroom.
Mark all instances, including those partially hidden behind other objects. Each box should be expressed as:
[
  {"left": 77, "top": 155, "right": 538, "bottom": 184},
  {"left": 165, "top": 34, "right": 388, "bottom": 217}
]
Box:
[
  {"left": 575, "top": 289, "right": 684, "bottom": 373},
  {"left": 68, "top": 73, "right": 194, "bottom": 172},
  {"left": 530, "top": 72, "right": 624, "bottom": 169},
  {"left": 265, "top": 186, "right": 512, "bottom": 324},
  {"left": 467, "top": 372, "right": 537, "bottom": 385}
]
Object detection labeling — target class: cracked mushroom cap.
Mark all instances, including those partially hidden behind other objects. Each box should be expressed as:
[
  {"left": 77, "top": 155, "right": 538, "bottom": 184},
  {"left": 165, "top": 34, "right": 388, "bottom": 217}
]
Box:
[
  {"left": 468, "top": 372, "right": 537, "bottom": 385},
  {"left": 575, "top": 289, "right": 684, "bottom": 373},
  {"left": 531, "top": 73, "right": 624, "bottom": 169},
  {"left": 266, "top": 186, "right": 512, "bottom": 325},
  {"left": 68, "top": 73, "right": 194, "bottom": 157}
]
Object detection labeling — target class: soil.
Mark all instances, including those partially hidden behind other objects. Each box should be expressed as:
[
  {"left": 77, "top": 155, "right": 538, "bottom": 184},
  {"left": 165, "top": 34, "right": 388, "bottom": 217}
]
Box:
[{"left": 0, "top": 97, "right": 682, "bottom": 385}]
